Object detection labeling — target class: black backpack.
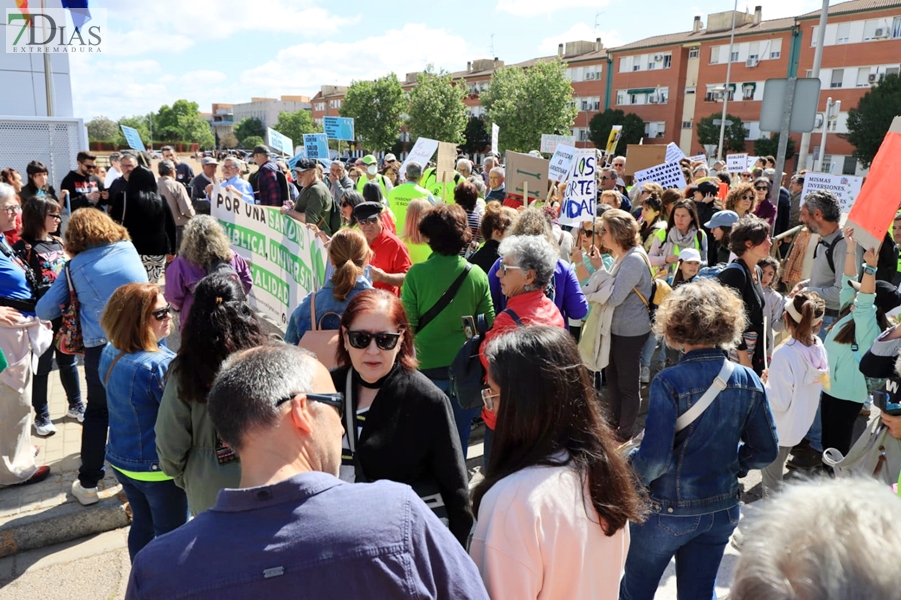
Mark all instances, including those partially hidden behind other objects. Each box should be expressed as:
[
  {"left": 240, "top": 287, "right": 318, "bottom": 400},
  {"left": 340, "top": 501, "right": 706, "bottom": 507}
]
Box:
[
  {"left": 449, "top": 309, "right": 522, "bottom": 410},
  {"left": 187, "top": 258, "right": 240, "bottom": 294}
]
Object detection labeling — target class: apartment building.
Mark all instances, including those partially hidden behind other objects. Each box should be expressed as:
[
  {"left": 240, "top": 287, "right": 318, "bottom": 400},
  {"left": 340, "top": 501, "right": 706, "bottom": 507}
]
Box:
[{"left": 233, "top": 95, "right": 312, "bottom": 129}]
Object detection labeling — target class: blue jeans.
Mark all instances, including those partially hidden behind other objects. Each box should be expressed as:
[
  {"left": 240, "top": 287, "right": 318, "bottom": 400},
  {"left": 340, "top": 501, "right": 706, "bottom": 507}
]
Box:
[
  {"left": 620, "top": 505, "right": 740, "bottom": 600},
  {"left": 640, "top": 334, "right": 664, "bottom": 369},
  {"left": 428, "top": 378, "right": 480, "bottom": 460},
  {"left": 80, "top": 345, "right": 108, "bottom": 488},
  {"left": 113, "top": 470, "right": 189, "bottom": 561}
]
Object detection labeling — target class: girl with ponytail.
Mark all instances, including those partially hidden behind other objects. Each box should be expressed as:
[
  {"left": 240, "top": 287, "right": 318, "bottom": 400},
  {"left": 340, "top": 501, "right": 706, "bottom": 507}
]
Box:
[
  {"left": 760, "top": 290, "right": 828, "bottom": 496},
  {"left": 285, "top": 228, "right": 373, "bottom": 344}
]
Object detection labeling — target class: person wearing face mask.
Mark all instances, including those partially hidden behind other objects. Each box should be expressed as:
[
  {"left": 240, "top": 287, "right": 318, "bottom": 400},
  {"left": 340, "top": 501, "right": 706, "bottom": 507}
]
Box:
[{"left": 355, "top": 155, "right": 393, "bottom": 197}]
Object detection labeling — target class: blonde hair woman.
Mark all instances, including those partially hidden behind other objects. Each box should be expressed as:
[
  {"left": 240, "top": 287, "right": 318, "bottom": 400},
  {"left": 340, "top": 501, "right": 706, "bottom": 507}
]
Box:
[
  {"left": 401, "top": 198, "right": 433, "bottom": 264},
  {"left": 164, "top": 215, "right": 253, "bottom": 330}
]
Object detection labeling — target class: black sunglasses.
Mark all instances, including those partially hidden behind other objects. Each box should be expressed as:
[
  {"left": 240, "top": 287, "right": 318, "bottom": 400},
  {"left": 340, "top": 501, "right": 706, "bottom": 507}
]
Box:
[
  {"left": 755, "top": 186, "right": 769, "bottom": 191},
  {"left": 580, "top": 227, "right": 594, "bottom": 234},
  {"left": 48, "top": 213, "right": 62, "bottom": 220},
  {"left": 151, "top": 304, "right": 172, "bottom": 321},
  {"left": 82, "top": 164, "right": 96, "bottom": 170},
  {"left": 346, "top": 330, "right": 401, "bottom": 350},
  {"left": 275, "top": 392, "right": 345, "bottom": 418},
  {"left": 741, "top": 194, "right": 755, "bottom": 200}
]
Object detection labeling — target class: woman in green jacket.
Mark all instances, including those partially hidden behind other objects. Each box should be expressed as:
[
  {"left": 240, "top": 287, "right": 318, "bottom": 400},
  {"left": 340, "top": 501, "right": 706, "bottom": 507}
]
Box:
[{"left": 155, "top": 274, "right": 267, "bottom": 514}]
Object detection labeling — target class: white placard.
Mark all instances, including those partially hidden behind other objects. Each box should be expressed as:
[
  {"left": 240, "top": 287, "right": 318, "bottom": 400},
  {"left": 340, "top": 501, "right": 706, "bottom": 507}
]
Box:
[
  {"left": 267, "top": 128, "right": 294, "bottom": 156},
  {"left": 491, "top": 123, "right": 499, "bottom": 154},
  {"left": 558, "top": 149, "right": 597, "bottom": 228},
  {"left": 801, "top": 173, "right": 864, "bottom": 215},
  {"left": 541, "top": 134, "right": 577, "bottom": 155},
  {"left": 548, "top": 144, "right": 577, "bottom": 183},
  {"left": 399, "top": 137, "right": 439, "bottom": 182},
  {"left": 633, "top": 161, "right": 688, "bottom": 190},
  {"left": 665, "top": 142, "right": 686, "bottom": 164},
  {"left": 726, "top": 153, "right": 748, "bottom": 173},
  {"left": 690, "top": 154, "right": 707, "bottom": 163},
  {"left": 746, "top": 155, "right": 759, "bottom": 169}
]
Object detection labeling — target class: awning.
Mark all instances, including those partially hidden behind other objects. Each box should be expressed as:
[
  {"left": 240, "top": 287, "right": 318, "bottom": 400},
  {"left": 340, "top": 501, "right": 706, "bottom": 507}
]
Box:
[{"left": 626, "top": 88, "right": 656, "bottom": 95}]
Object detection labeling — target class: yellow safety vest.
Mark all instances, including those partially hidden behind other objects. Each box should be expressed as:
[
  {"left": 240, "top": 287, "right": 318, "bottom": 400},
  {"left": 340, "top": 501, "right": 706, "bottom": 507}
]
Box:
[
  {"left": 421, "top": 168, "right": 465, "bottom": 204},
  {"left": 387, "top": 182, "right": 432, "bottom": 234},
  {"left": 356, "top": 173, "right": 391, "bottom": 197}
]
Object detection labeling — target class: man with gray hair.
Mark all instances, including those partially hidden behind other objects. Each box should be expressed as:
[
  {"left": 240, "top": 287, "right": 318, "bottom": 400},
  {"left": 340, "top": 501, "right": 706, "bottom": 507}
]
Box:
[
  {"left": 206, "top": 156, "right": 254, "bottom": 205},
  {"left": 157, "top": 159, "right": 195, "bottom": 250},
  {"left": 104, "top": 151, "right": 122, "bottom": 187},
  {"left": 328, "top": 160, "right": 354, "bottom": 207},
  {"left": 485, "top": 166, "right": 505, "bottom": 202},
  {"left": 125, "top": 344, "right": 489, "bottom": 600},
  {"left": 481, "top": 156, "right": 498, "bottom": 187},
  {"left": 386, "top": 160, "right": 435, "bottom": 233},
  {"left": 731, "top": 477, "right": 901, "bottom": 600},
  {"left": 456, "top": 158, "right": 473, "bottom": 179}
]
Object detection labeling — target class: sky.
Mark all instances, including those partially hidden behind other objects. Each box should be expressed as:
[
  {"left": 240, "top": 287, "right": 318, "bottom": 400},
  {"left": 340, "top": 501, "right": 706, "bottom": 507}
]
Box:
[{"left": 69, "top": 0, "right": 833, "bottom": 121}]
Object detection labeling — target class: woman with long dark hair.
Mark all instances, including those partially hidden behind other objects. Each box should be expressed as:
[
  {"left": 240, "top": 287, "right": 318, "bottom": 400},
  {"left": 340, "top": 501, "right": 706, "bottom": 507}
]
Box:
[
  {"left": 647, "top": 198, "right": 708, "bottom": 282},
  {"left": 471, "top": 326, "right": 644, "bottom": 599},
  {"left": 155, "top": 274, "right": 268, "bottom": 514}
]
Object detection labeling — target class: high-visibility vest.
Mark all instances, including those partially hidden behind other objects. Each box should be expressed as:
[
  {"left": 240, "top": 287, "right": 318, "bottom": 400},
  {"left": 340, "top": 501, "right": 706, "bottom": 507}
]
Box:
[
  {"left": 654, "top": 227, "right": 706, "bottom": 279},
  {"left": 356, "top": 173, "right": 391, "bottom": 198},
  {"left": 421, "top": 168, "right": 465, "bottom": 203},
  {"left": 387, "top": 182, "right": 432, "bottom": 234}
]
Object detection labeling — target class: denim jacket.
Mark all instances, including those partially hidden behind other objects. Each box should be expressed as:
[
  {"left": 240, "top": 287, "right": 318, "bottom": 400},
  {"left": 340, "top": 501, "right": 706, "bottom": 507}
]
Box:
[
  {"left": 284, "top": 277, "right": 373, "bottom": 345},
  {"left": 630, "top": 349, "right": 778, "bottom": 516},
  {"left": 35, "top": 241, "right": 148, "bottom": 348},
  {"left": 100, "top": 343, "right": 175, "bottom": 473}
]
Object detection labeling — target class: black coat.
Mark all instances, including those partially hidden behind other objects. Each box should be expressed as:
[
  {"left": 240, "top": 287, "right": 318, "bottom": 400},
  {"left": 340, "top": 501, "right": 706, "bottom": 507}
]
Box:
[{"left": 717, "top": 258, "right": 766, "bottom": 375}]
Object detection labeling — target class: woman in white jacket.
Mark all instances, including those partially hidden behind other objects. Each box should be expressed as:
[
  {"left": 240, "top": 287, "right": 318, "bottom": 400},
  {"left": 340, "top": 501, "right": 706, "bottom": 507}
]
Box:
[{"left": 761, "top": 291, "right": 829, "bottom": 496}]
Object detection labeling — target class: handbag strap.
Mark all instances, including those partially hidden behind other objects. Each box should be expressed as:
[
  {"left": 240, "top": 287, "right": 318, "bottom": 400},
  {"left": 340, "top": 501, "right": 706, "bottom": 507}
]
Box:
[
  {"left": 104, "top": 351, "right": 127, "bottom": 386},
  {"left": 344, "top": 370, "right": 358, "bottom": 453},
  {"left": 65, "top": 261, "right": 75, "bottom": 294},
  {"left": 310, "top": 292, "right": 318, "bottom": 332},
  {"left": 675, "top": 360, "right": 735, "bottom": 433},
  {"left": 415, "top": 264, "right": 472, "bottom": 333}
]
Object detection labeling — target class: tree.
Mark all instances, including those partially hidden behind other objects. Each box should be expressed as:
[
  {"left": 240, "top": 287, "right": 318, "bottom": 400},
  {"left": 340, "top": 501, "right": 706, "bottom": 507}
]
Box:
[
  {"left": 86, "top": 116, "right": 118, "bottom": 141},
  {"left": 341, "top": 74, "right": 406, "bottom": 152},
  {"left": 152, "top": 100, "right": 214, "bottom": 148},
  {"left": 221, "top": 133, "right": 239, "bottom": 149},
  {"left": 461, "top": 116, "right": 491, "bottom": 156},
  {"left": 753, "top": 133, "right": 796, "bottom": 160},
  {"left": 235, "top": 117, "right": 266, "bottom": 144},
  {"left": 406, "top": 65, "right": 468, "bottom": 144},
  {"left": 273, "top": 109, "right": 319, "bottom": 149},
  {"left": 480, "top": 57, "right": 578, "bottom": 153},
  {"left": 696, "top": 112, "right": 747, "bottom": 154},
  {"left": 587, "top": 109, "right": 644, "bottom": 151},
  {"left": 241, "top": 135, "right": 265, "bottom": 149},
  {"left": 844, "top": 73, "right": 901, "bottom": 168},
  {"left": 114, "top": 116, "right": 151, "bottom": 148}
]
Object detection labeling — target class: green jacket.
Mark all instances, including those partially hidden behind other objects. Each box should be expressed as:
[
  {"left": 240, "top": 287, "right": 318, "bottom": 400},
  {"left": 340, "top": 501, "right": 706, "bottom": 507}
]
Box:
[
  {"left": 402, "top": 253, "right": 494, "bottom": 371},
  {"left": 155, "top": 365, "right": 241, "bottom": 514}
]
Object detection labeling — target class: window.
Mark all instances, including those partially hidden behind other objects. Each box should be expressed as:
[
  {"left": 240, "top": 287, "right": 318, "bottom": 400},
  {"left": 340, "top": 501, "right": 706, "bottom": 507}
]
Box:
[
  {"left": 619, "top": 56, "right": 633, "bottom": 73},
  {"left": 633, "top": 64, "right": 640, "bottom": 71},
  {"left": 682, "top": 121, "right": 693, "bottom": 129},
  {"left": 710, "top": 46, "right": 720, "bottom": 64},
  {"left": 685, "top": 86, "right": 696, "bottom": 94},
  {"left": 770, "top": 51, "right": 781, "bottom": 59},
  {"left": 616, "top": 91, "right": 626, "bottom": 105},
  {"left": 837, "top": 22, "right": 851, "bottom": 44},
  {"left": 648, "top": 62, "right": 656, "bottom": 70},
  {"left": 731, "top": 51, "right": 740, "bottom": 62},
  {"left": 893, "top": 16, "right": 901, "bottom": 39},
  {"left": 830, "top": 69, "right": 844, "bottom": 88},
  {"left": 887, "top": 66, "right": 901, "bottom": 77},
  {"left": 742, "top": 84, "right": 755, "bottom": 100},
  {"left": 644, "top": 121, "right": 666, "bottom": 138},
  {"left": 688, "top": 47, "right": 700, "bottom": 59},
  {"left": 842, "top": 156, "right": 857, "bottom": 175},
  {"left": 663, "top": 54, "right": 672, "bottom": 68},
  {"left": 857, "top": 67, "right": 872, "bottom": 87}
]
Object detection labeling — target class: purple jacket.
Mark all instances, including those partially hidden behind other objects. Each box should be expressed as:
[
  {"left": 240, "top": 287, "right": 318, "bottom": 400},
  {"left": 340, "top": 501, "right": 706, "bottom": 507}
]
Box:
[
  {"left": 488, "top": 257, "right": 588, "bottom": 321},
  {"left": 164, "top": 254, "right": 253, "bottom": 329}
]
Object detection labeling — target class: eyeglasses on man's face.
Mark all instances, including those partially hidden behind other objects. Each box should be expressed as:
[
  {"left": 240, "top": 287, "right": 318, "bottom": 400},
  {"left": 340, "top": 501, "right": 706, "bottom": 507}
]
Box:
[{"left": 275, "top": 392, "right": 345, "bottom": 419}]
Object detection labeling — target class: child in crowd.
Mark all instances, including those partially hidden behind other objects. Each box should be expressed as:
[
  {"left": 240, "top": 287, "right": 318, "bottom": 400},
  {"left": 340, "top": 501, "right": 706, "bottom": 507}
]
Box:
[
  {"left": 671, "top": 247, "right": 701, "bottom": 288},
  {"left": 704, "top": 210, "right": 739, "bottom": 265},
  {"left": 761, "top": 291, "right": 828, "bottom": 496},
  {"left": 759, "top": 257, "right": 785, "bottom": 363}
]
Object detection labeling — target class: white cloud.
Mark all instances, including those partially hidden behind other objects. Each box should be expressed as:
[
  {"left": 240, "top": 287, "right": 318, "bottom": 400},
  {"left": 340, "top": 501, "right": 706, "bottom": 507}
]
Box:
[
  {"left": 537, "top": 23, "right": 625, "bottom": 55},
  {"left": 496, "top": 0, "right": 612, "bottom": 17}
]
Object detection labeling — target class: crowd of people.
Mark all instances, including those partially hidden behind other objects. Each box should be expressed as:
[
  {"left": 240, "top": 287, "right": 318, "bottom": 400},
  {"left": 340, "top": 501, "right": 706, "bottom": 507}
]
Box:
[{"left": 1, "top": 142, "right": 900, "bottom": 600}]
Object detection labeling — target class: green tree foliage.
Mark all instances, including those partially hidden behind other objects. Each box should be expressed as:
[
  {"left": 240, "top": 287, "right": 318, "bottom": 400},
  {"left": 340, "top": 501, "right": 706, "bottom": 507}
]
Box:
[
  {"left": 153, "top": 100, "right": 214, "bottom": 148},
  {"left": 240, "top": 135, "right": 265, "bottom": 149},
  {"left": 86, "top": 116, "right": 118, "bottom": 141},
  {"left": 406, "top": 65, "right": 468, "bottom": 144},
  {"left": 114, "top": 116, "right": 151, "bottom": 148},
  {"left": 696, "top": 112, "right": 747, "bottom": 153},
  {"left": 273, "top": 109, "right": 319, "bottom": 149},
  {"left": 461, "top": 116, "right": 491, "bottom": 156},
  {"left": 587, "top": 109, "right": 644, "bottom": 151},
  {"left": 753, "top": 133, "right": 796, "bottom": 160},
  {"left": 480, "top": 57, "right": 578, "bottom": 153},
  {"left": 340, "top": 74, "right": 406, "bottom": 152},
  {"left": 221, "top": 133, "right": 239, "bottom": 149},
  {"left": 844, "top": 73, "right": 901, "bottom": 168},
  {"left": 234, "top": 117, "right": 266, "bottom": 144}
]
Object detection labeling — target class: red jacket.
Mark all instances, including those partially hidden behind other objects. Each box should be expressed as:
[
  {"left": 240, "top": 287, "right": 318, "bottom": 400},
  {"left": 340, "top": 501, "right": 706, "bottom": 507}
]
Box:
[{"left": 480, "top": 290, "right": 565, "bottom": 429}]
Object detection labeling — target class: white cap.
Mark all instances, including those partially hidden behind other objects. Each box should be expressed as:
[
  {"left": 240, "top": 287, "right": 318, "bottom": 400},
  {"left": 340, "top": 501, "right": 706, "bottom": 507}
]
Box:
[{"left": 679, "top": 248, "right": 702, "bottom": 263}]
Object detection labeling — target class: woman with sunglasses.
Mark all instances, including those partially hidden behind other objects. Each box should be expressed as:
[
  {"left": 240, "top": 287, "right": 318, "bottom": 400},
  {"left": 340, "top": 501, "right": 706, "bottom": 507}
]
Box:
[
  {"left": 99, "top": 283, "right": 188, "bottom": 561},
  {"left": 0, "top": 167, "right": 23, "bottom": 245},
  {"left": 155, "top": 274, "right": 268, "bottom": 515},
  {"left": 13, "top": 196, "right": 83, "bottom": 436},
  {"left": 725, "top": 181, "right": 757, "bottom": 219},
  {"left": 331, "top": 289, "right": 472, "bottom": 546},
  {"left": 751, "top": 177, "right": 777, "bottom": 228}
]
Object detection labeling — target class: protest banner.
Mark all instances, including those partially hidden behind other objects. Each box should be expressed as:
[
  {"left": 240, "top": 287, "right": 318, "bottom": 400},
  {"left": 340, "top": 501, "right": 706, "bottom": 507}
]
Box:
[
  {"left": 665, "top": 142, "right": 685, "bottom": 164},
  {"left": 491, "top": 123, "right": 499, "bottom": 154},
  {"left": 846, "top": 116, "right": 901, "bottom": 251},
  {"left": 400, "top": 137, "right": 438, "bottom": 180},
  {"left": 548, "top": 144, "right": 577, "bottom": 183},
  {"left": 605, "top": 125, "right": 623, "bottom": 158},
  {"left": 746, "top": 156, "right": 759, "bottom": 169},
  {"left": 726, "top": 153, "right": 748, "bottom": 173},
  {"left": 120, "top": 125, "right": 145, "bottom": 152},
  {"left": 302, "top": 133, "right": 329, "bottom": 159},
  {"left": 211, "top": 183, "right": 328, "bottom": 333},
  {"left": 558, "top": 149, "right": 597, "bottom": 228},
  {"left": 541, "top": 134, "right": 576, "bottom": 155},
  {"left": 505, "top": 151, "right": 548, "bottom": 204},
  {"left": 633, "top": 161, "right": 688, "bottom": 190},
  {"left": 625, "top": 144, "right": 666, "bottom": 175},
  {"left": 323, "top": 116, "right": 355, "bottom": 141},
  {"left": 267, "top": 128, "right": 293, "bottom": 156},
  {"left": 801, "top": 173, "right": 863, "bottom": 216},
  {"left": 690, "top": 153, "right": 707, "bottom": 164}
]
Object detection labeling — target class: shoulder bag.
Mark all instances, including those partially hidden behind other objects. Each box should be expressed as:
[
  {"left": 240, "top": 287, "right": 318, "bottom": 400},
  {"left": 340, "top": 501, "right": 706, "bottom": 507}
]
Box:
[
  {"left": 415, "top": 264, "right": 472, "bottom": 334},
  {"left": 823, "top": 418, "right": 901, "bottom": 486},
  {"left": 298, "top": 292, "right": 341, "bottom": 370},
  {"left": 55, "top": 262, "right": 85, "bottom": 355}
]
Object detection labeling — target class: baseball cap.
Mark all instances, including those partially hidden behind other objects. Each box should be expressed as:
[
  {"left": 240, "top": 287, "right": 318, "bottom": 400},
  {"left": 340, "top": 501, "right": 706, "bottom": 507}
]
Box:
[
  {"left": 360, "top": 155, "right": 377, "bottom": 166},
  {"left": 293, "top": 158, "right": 317, "bottom": 173},
  {"left": 615, "top": 178, "right": 626, "bottom": 188},
  {"left": 252, "top": 145, "right": 270, "bottom": 156},
  {"left": 201, "top": 157, "right": 219, "bottom": 166},
  {"left": 384, "top": 153, "right": 397, "bottom": 163},
  {"left": 353, "top": 201, "right": 383, "bottom": 221},
  {"left": 696, "top": 181, "right": 719, "bottom": 196},
  {"left": 679, "top": 248, "right": 702, "bottom": 263},
  {"left": 704, "top": 210, "right": 739, "bottom": 229}
]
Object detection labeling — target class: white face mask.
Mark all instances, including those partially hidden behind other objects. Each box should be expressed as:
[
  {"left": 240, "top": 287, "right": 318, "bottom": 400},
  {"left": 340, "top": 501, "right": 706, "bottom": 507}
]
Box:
[{"left": 367, "top": 164, "right": 378, "bottom": 176}]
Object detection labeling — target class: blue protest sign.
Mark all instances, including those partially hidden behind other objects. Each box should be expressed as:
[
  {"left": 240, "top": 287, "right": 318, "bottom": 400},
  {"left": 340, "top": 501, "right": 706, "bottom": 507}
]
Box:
[
  {"left": 303, "top": 134, "right": 329, "bottom": 159},
  {"left": 323, "top": 116, "right": 354, "bottom": 141},
  {"left": 120, "top": 125, "right": 146, "bottom": 152}
]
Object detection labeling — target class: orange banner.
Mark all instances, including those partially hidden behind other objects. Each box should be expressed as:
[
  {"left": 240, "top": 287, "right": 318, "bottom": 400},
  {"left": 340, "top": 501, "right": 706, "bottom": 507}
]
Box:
[{"left": 846, "top": 118, "right": 901, "bottom": 251}]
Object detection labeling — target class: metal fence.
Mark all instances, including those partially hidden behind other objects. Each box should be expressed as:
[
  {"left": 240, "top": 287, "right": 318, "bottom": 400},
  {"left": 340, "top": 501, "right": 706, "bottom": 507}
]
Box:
[{"left": 0, "top": 116, "right": 87, "bottom": 189}]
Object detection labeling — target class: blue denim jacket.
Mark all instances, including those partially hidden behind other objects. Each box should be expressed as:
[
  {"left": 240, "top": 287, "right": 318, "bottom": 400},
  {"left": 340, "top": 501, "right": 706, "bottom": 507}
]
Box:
[
  {"left": 630, "top": 349, "right": 778, "bottom": 516},
  {"left": 284, "top": 277, "right": 373, "bottom": 344},
  {"left": 100, "top": 343, "right": 175, "bottom": 473},
  {"left": 35, "top": 241, "right": 148, "bottom": 348}
]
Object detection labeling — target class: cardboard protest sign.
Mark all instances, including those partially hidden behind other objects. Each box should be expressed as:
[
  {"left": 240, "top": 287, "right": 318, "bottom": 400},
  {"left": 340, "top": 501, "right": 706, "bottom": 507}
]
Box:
[
  {"left": 801, "top": 173, "right": 863, "bottom": 216},
  {"left": 491, "top": 123, "right": 499, "bottom": 155},
  {"left": 845, "top": 117, "right": 901, "bottom": 250},
  {"left": 665, "top": 142, "right": 685, "bottom": 164},
  {"left": 120, "top": 125, "right": 145, "bottom": 152},
  {"left": 399, "top": 137, "right": 438, "bottom": 180},
  {"left": 558, "top": 149, "right": 597, "bottom": 228},
  {"left": 625, "top": 144, "right": 667, "bottom": 176},
  {"left": 548, "top": 144, "right": 577, "bottom": 183},
  {"left": 541, "top": 134, "right": 576, "bottom": 154},
  {"left": 302, "top": 133, "right": 329, "bottom": 159},
  {"left": 211, "top": 184, "right": 327, "bottom": 332},
  {"left": 436, "top": 141, "right": 457, "bottom": 181},
  {"left": 726, "top": 153, "right": 748, "bottom": 173},
  {"left": 633, "top": 161, "right": 688, "bottom": 190},
  {"left": 605, "top": 125, "right": 623, "bottom": 157},
  {"left": 505, "top": 151, "right": 548, "bottom": 203}
]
